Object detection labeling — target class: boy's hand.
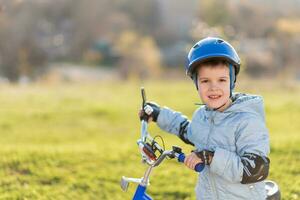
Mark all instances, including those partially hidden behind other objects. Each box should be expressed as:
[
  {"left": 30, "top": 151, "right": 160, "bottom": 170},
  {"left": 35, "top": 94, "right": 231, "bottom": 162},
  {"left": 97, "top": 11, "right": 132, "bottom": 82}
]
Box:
[
  {"left": 139, "top": 102, "right": 160, "bottom": 122},
  {"left": 184, "top": 152, "right": 203, "bottom": 170},
  {"left": 194, "top": 150, "right": 214, "bottom": 165}
]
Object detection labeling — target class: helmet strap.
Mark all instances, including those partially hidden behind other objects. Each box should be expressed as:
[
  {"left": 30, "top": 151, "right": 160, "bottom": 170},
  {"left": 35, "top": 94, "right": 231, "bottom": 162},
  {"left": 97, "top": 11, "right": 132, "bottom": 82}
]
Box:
[
  {"left": 192, "top": 73, "right": 198, "bottom": 90},
  {"left": 213, "top": 102, "right": 227, "bottom": 111},
  {"left": 213, "top": 96, "right": 233, "bottom": 111},
  {"left": 229, "top": 64, "right": 236, "bottom": 97}
]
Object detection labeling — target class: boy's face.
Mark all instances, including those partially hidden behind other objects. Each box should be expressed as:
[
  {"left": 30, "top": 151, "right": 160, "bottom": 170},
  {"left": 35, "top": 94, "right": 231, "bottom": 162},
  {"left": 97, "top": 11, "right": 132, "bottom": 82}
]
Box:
[{"left": 197, "top": 64, "right": 231, "bottom": 109}]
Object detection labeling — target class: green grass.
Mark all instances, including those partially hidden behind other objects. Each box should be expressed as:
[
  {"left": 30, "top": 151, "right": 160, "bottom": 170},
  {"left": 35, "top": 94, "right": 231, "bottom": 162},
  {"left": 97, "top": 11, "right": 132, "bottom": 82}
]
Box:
[{"left": 0, "top": 80, "right": 299, "bottom": 199}]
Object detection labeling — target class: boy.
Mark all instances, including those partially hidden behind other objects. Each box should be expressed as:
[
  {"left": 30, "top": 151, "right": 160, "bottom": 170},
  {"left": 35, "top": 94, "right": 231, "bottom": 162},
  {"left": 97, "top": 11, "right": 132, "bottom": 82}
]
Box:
[{"left": 139, "top": 37, "right": 270, "bottom": 200}]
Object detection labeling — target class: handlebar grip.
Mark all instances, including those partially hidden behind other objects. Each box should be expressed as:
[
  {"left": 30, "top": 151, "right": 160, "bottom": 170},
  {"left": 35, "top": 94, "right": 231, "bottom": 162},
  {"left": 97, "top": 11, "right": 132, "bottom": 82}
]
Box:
[{"left": 178, "top": 153, "right": 205, "bottom": 172}]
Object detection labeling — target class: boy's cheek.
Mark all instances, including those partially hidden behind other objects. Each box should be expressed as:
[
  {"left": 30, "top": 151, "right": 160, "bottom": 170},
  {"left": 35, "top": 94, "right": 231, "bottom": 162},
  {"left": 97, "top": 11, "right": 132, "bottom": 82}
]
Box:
[{"left": 197, "top": 87, "right": 206, "bottom": 99}]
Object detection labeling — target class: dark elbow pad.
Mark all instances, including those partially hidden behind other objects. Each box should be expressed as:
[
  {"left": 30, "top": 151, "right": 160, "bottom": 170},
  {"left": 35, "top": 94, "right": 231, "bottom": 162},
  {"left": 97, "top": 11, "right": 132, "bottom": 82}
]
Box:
[
  {"left": 178, "top": 120, "right": 194, "bottom": 146},
  {"left": 241, "top": 153, "right": 270, "bottom": 184}
]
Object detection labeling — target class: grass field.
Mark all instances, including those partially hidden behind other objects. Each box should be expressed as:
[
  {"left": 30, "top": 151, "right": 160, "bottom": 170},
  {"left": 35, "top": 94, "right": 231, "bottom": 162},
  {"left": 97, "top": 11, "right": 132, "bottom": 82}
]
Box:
[{"left": 0, "top": 80, "right": 299, "bottom": 200}]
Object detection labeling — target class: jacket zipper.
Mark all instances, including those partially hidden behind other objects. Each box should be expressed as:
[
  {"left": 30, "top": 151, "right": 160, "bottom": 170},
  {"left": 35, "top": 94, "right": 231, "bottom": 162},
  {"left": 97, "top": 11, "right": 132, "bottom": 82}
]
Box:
[{"left": 207, "top": 112, "right": 219, "bottom": 199}]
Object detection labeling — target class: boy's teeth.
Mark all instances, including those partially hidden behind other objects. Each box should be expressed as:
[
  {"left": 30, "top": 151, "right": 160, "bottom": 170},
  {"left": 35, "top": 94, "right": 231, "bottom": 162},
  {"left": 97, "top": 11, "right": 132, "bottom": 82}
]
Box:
[{"left": 209, "top": 95, "right": 220, "bottom": 99}]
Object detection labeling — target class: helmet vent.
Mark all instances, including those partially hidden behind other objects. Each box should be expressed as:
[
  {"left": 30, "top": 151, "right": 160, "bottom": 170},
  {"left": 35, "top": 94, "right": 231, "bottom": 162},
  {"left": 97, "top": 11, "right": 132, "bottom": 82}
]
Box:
[
  {"left": 193, "top": 44, "right": 199, "bottom": 48},
  {"left": 216, "top": 39, "right": 224, "bottom": 44}
]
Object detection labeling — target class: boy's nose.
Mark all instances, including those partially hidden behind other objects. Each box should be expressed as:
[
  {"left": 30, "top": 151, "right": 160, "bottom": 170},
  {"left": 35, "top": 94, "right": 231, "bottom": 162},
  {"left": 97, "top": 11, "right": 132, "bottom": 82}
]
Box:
[{"left": 209, "top": 83, "right": 219, "bottom": 91}]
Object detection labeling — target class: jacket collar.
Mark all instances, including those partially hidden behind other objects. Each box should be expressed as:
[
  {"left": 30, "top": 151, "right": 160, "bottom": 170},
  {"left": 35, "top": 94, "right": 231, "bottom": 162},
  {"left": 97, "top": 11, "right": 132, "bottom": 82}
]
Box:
[{"left": 201, "top": 93, "right": 264, "bottom": 124}]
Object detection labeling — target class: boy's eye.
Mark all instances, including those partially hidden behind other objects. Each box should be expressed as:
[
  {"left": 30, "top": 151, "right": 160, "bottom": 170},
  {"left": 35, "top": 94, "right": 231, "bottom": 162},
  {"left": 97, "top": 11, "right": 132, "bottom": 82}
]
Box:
[
  {"left": 200, "top": 80, "right": 208, "bottom": 83},
  {"left": 220, "top": 79, "right": 227, "bottom": 82}
]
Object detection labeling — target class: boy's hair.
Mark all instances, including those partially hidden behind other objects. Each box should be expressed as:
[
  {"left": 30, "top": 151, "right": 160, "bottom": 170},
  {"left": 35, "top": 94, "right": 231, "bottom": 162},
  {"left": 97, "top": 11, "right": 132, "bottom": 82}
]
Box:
[
  {"left": 195, "top": 58, "right": 230, "bottom": 74},
  {"left": 201, "top": 58, "right": 229, "bottom": 66}
]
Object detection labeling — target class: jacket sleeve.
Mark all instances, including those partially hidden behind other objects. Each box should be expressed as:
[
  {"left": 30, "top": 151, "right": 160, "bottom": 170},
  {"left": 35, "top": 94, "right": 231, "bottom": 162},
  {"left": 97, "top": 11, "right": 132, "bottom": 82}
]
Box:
[
  {"left": 156, "top": 107, "right": 194, "bottom": 144},
  {"left": 210, "top": 115, "right": 270, "bottom": 183}
]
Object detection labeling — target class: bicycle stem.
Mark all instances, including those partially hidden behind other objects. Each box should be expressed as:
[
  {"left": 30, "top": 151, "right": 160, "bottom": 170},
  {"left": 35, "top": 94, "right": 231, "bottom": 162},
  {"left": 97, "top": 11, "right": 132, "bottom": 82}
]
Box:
[{"left": 141, "top": 166, "right": 153, "bottom": 187}]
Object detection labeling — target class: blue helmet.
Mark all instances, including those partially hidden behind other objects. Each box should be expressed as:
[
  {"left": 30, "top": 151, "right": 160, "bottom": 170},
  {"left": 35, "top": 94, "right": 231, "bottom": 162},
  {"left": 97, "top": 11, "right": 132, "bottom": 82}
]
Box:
[{"left": 186, "top": 37, "right": 241, "bottom": 93}]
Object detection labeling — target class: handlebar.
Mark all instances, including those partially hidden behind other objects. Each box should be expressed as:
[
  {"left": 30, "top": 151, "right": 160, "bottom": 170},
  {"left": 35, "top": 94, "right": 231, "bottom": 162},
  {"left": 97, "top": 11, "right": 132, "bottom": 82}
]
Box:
[
  {"left": 177, "top": 153, "right": 205, "bottom": 172},
  {"left": 140, "top": 144, "right": 205, "bottom": 172}
]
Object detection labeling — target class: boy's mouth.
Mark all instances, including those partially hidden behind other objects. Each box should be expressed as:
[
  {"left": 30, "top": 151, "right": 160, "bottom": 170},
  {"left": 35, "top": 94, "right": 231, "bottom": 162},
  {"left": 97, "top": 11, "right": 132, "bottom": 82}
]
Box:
[{"left": 208, "top": 95, "right": 221, "bottom": 100}]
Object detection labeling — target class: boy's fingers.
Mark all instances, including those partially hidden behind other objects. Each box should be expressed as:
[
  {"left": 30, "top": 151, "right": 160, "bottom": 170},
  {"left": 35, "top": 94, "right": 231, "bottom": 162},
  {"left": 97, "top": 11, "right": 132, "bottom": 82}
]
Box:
[
  {"left": 184, "top": 157, "right": 188, "bottom": 165},
  {"left": 184, "top": 153, "right": 205, "bottom": 170},
  {"left": 192, "top": 159, "right": 199, "bottom": 169},
  {"left": 192, "top": 162, "right": 196, "bottom": 170},
  {"left": 138, "top": 109, "right": 153, "bottom": 122},
  {"left": 188, "top": 160, "right": 194, "bottom": 169},
  {"left": 191, "top": 161, "right": 198, "bottom": 170},
  {"left": 185, "top": 155, "right": 193, "bottom": 164},
  {"left": 185, "top": 156, "right": 196, "bottom": 169}
]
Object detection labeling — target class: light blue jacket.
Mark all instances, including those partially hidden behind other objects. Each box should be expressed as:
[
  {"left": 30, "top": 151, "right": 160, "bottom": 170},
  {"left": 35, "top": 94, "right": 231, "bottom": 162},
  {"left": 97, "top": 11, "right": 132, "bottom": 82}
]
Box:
[{"left": 156, "top": 93, "right": 270, "bottom": 200}]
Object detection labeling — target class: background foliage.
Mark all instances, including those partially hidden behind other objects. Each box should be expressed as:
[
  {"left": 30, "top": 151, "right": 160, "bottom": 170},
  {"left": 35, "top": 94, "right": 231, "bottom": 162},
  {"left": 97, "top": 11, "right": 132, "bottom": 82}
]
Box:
[{"left": 0, "top": 0, "right": 300, "bottom": 81}]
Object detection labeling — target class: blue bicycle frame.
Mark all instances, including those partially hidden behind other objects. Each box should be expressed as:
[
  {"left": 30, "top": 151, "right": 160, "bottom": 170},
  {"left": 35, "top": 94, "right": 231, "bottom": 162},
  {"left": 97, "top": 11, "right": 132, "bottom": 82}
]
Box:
[{"left": 133, "top": 185, "right": 151, "bottom": 200}]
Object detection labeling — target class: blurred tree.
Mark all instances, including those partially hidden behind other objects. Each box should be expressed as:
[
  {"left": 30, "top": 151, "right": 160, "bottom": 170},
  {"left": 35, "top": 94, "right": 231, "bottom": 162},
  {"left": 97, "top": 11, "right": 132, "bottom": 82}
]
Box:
[
  {"left": 118, "top": 0, "right": 161, "bottom": 36},
  {"left": 0, "top": 0, "right": 299, "bottom": 81},
  {"left": 276, "top": 18, "right": 300, "bottom": 36},
  {"left": 68, "top": 0, "right": 115, "bottom": 60},
  {"left": 116, "top": 31, "right": 161, "bottom": 80},
  {"left": 198, "top": 0, "right": 230, "bottom": 27},
  {"left": 229, "top": 1, "right": 276, "bottom": 38},
  {"left": 0, "top": 0, "right": 47, "bottom": 81}
]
